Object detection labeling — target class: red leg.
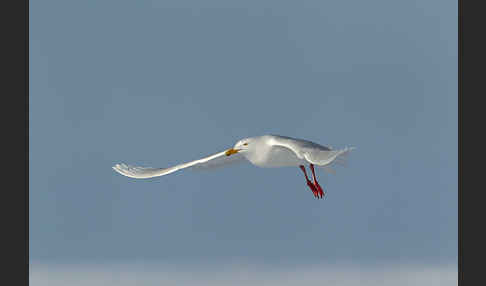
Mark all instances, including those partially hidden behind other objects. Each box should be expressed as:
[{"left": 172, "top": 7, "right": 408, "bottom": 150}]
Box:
[
  {"left": 309, "top": 164, "right": 325, "bottom": 198},
  {"left": 299, "top": 165, "right": 319, "bottom": 198}
]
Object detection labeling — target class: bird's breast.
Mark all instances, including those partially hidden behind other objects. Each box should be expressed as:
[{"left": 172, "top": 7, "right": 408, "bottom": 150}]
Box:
[{"left": 245, "top": 145, "right": 305, "bottom": 167}]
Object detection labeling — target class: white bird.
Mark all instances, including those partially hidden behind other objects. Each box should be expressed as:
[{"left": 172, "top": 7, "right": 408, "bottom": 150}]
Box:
[{"left": 113, "top": 135, "right": 355, "bottom": 199}]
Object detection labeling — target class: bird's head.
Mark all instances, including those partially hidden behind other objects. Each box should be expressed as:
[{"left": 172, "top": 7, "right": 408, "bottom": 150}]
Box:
[{"left": 225, "top": 137, "right": 253, "bottom": 156}]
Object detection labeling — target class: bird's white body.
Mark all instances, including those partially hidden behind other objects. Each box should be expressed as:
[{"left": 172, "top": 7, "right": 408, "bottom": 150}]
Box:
[
  {"left": 240, "top": 135, "right": 328, "bottom": 167},
  {"left": 113, "top": 134, "right": 355, "bottom": 179}
]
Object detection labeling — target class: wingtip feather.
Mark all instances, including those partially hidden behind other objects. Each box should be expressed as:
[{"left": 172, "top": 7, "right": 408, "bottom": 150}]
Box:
[{"left": 112, "top": 163, "right": 138, "bottom": 178}]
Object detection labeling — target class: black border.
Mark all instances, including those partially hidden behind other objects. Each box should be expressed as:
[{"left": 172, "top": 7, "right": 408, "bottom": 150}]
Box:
[
  {"left": 2, "top": 0, "right": 28, "bottom": 285},
  {"left": 458, "top": 0, "right": 462, "bottom": 283},
  {"left": 26, "top": 0, "right": 29, "bottom": 283},
  {"left": 459, "top": 0, "right": 486, "bottom": 284}
]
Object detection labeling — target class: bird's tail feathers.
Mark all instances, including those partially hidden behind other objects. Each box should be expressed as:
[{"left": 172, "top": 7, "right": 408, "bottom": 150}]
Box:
[{"left": 330, "top": 146, "right": 355, "bottom": 168}]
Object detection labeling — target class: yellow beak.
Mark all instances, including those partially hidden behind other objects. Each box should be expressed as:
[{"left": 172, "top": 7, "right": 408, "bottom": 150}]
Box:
[{"left": 225, "top": 148, "right": 240, "bottom": 156}]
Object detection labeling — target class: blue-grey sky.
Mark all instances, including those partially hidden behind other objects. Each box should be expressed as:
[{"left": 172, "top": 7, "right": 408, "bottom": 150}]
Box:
[{"left": 30, "top": 0, "right": 457, "bottom": 270}]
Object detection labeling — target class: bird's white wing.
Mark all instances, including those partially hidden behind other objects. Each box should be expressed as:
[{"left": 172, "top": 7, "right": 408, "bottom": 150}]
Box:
[
  {"left": 113, "top": 150, "right": 245, "bottom": 179},
  {"left": 302, "top": 146, "right": 356, "bottom": 166},
  {"left": 190, "top": 152, "right": 246, "bottom": 171},
  {"left": 269, "top": 136, "right": 355, "bottom": 167}
]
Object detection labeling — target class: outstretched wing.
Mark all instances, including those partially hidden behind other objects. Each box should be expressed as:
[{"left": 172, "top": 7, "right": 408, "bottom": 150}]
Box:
[
  {"left": 268, "top": 135, "right": 354, "bottom": 167},
  {"left": 302, "top": 146, "right": 356, "bottom": 166},
  {"left": 190, "top": 152, "right": 246, "bottom": 171},
  {"left": 113, "top": 150, "right": 246, "bottom": 179}
]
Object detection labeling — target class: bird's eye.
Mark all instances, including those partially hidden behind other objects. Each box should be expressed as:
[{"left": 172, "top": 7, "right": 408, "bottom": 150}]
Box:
[{"left": 243, "top": 143, "right": 248, "bottom": 146}]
